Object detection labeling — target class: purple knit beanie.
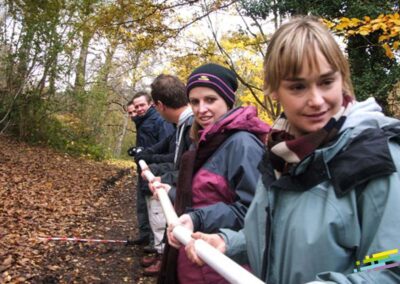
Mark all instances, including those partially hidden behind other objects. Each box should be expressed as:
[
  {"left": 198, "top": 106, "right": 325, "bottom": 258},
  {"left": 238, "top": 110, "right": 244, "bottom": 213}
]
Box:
[{"left": 186, "top": 63, "right": 238, "bottom": 108}]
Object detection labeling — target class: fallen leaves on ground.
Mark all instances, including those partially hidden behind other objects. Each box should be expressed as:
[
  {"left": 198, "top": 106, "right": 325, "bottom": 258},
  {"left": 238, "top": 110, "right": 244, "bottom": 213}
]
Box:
[{"left": 0, "top": 136, "right": 156, "bottom": 284}]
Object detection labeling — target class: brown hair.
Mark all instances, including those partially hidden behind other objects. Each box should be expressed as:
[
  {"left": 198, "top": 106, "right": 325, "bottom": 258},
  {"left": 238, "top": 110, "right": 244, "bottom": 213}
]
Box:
[
  {"left": 127, "top": 91, "right": 152, "bottom": 106},
  {"left": 150, "top": 74, "right": 188, "bottom": 108},
  {"left": 263, "top": 16, "right": 354, "bottom": 98}
]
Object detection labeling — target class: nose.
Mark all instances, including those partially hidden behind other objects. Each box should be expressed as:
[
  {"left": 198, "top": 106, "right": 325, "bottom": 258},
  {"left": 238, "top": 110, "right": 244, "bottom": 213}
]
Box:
[
  {"left": 198, "top": 101, "right": 208, "bottom": 113},
  {"left": 307, "top": 86, "right": 324, "bottom": 108}
]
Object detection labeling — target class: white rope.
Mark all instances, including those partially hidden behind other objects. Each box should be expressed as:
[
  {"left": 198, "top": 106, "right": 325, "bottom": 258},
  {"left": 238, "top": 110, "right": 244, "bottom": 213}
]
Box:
[{"left": 138, "top": 160, "right": 264, "bottom": 284}]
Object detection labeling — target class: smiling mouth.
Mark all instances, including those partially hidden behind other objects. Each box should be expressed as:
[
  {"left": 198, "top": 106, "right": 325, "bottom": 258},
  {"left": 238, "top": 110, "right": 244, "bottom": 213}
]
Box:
[
  {"left": 199, "top": 116, "right": 212, "bottom": 121},
  {"left": 305, "top": 111, "right": 327, "bottom": 118}
]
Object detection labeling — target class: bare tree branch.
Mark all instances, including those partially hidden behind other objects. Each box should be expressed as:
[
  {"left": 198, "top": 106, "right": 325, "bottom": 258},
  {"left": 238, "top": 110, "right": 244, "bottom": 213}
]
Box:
[
  {"left": 205, "top": 7, "right": 272, "bottom": 113},
  {"left": 204, "top": 2, "right": 281, "bottom": 119},
  {"left": 236, "top": 7, "right": 268, "bottom": 58}
]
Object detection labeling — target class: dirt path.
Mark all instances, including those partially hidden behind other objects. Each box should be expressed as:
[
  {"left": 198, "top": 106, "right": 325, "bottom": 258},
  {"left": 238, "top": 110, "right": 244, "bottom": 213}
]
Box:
[
  {"left": 0, "top": 136, "right": 157, "bottom": 284},
  {"left": 30, "top": 173, "right": 157, "bottom": 284}
]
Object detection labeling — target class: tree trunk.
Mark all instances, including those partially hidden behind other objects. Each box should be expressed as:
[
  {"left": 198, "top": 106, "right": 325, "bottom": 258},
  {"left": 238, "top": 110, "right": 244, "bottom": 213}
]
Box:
[
  {"left": 98, "top": 39, "right": 118, "bottom": 84},
  {"left": 74, "top": 29, "right": 93, "bottom": 94},
  {"left": 114, "top": 114, "right": 129, "bottom": 157}
]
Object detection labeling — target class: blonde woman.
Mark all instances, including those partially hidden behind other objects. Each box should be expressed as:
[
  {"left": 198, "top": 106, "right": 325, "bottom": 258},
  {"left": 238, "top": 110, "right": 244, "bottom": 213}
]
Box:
[{"left": 186, "top": 17, "right": 400, "bottom": 284}]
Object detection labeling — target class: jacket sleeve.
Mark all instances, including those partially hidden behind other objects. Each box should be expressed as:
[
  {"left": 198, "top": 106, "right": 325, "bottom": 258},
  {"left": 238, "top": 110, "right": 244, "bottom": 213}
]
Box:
[
  {"left": 157, "top": 120, "right": 175, "bottom": 141},
  {"left": 139, "top": 133, "right": 175, "bottom": 164},
  {"left": 144, "top": 153, "right": 175, "bottom": 164},
  {"left": 218, "top": 229, "right": 249, "bottom": 264},
  {"left": 160, "top": 169, "right": 178, "bottom": 185},
  {"left": 316, "top": 141, "right": 400, "bottom": 283},
  {"left": 188, "top": 132, "right": 264, "bottom": 233},
  {"left": 148, "top": 162, "right": 174, "bottom": 177},
  {"left": 146, "top": 134, "right": 173, "bottom": 154}
]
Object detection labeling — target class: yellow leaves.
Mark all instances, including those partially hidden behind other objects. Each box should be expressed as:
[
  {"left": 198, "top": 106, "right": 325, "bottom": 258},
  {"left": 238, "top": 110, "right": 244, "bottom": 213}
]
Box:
[
  {"left": 358, "top": 26, "right": 371, "bottom": 36},
  {"left": 238, "top": 78, "right": 276, "bottom": 125},
  {"left": 392, "top": 26, "right": 400, "bottom": 36},
  {"left": 323, "top": 19, "right": 335, "bottom": 29},
  {"left": 347, "top": 30, "right": 356, "bottom": 35},
  {"left": 329, "top": 15, "right": 389, "bottom": 35},
  {"left": 372, "top": 23, "right": 386, "bottom": 31},
  {"left": 379, "top": 35, "right": 390, "bottom": 42},
  {"left": 333, "top": 17, "right": 363, "bottom": 30},
  {"left": 383, "top": 43, "right": 395, "bottom": 59},
  {"left": 221, "top": 32, "right": 263, "bottom": 53},
  {"left": 327, "top": 13, "right": 400, "bottom": 59},
  {"left": 334, "top": 22, "right": 347, "bottom": 31},
  {"left": 349, "top": 17, "right": 363, "bottom": 27},
  {"left": 394, "top": 41, "right": 399, "bottom": 50},
  {"left": 106, "top": 159, "right": 135, "bottom": 169},
  {"left": 392, "top": 19, "right": 400, "bottom": 26}
]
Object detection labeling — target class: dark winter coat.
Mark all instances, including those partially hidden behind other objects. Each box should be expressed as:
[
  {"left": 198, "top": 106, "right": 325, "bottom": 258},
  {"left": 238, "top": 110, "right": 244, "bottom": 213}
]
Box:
[
  {"left": 133, "top": 106, "right": 175, "bottom": 148},
  {"left": 133, "top": 106, "right": 175, "bottom": 195}
]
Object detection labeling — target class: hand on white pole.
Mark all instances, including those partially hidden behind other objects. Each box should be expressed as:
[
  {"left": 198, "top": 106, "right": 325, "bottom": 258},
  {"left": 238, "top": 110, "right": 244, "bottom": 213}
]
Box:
[
  {"left": 138, "top": 160, "right": 264, "bottom": 284},
  {"left": 138, "top": 160, "right": 177, "bottom": 224},
  {"left": 167, "top": 214, "right": 194, "bottom": 249},
  {"left": 141, "top": 169, "right": 166, "bottom": 201},
  {"left": 139, "top": 160, "right": 154, "bottom": 182},
  {"left": 186, "top": 232, "right": 227, "bottom": 266},
  {"left": 149, "top": 178, "right": 167, "bottom": 196},
  {"left": 140, "top": 169, "right": 152, "bottom": 181},
  {"left": 141, "top": 167, "right": 163, "bottom": 195}
]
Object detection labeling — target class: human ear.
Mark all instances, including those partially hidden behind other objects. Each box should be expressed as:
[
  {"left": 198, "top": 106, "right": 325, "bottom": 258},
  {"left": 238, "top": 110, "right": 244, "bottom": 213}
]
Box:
[
  {"left": 271, "top": 91, "right": 279, "bottom": 101},
  {"left": 155, "top": 100, "right": 164, "bottom": 109}
]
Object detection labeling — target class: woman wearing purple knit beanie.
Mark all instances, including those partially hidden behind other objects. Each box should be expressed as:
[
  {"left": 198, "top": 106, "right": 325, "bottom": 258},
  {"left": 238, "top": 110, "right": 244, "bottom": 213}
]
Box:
[{"left": 156, "top": 63, "right": 271, "bottom": 284}]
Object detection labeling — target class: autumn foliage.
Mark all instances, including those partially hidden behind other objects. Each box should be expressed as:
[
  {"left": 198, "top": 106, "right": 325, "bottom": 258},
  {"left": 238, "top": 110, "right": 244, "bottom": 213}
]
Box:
[
  {"left": 0, "top": 136, "right": 154, "bottom": 283},
  {"left": 325, "top": 13, "right": 400, "bottom": 59}
]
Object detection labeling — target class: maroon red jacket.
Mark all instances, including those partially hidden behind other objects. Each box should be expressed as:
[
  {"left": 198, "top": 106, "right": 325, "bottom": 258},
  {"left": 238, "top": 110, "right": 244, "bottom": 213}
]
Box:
[{"left": 178, "top": 106, "right": 270, "bottom": 284}]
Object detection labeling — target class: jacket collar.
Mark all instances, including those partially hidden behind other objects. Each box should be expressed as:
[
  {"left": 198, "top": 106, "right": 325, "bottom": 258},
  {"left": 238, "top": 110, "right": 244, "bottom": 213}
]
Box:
[
  {"left": 178, "top": 107, "right": 193, "bottom": 127},
  {"left": 260, "top": 126, "right": 400, "bottom": 197},
  {"left": 133, "top": 106, "right": 157, "bottom": 126},
  {"left": 199, "top": 106, "right": 270, "bottom": 143}
]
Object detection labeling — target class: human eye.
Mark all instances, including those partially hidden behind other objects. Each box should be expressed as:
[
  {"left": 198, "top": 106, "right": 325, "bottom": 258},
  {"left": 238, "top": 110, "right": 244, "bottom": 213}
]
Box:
[
  {"left": 189, "top": 98, "right": 199, "bottom": 106},
  {"left": 205, "top": 97, "right": 217, "bottom": 104},
  {"left": 320, "top": 78, "right": 335, "bottom": 87},
  {"left": 287, "top": 83, "right": 306, "bottom": 92}
]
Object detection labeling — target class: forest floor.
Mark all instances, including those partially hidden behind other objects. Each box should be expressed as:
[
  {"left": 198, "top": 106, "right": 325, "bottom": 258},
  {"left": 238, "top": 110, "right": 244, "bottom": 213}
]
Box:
[{"left": 0, "top": 135, "right": 156, "bottom": 284}]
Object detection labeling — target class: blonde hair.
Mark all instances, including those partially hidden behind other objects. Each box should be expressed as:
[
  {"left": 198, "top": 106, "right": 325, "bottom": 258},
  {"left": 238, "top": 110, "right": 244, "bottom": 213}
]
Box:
[{"left": 264, "top": 16, "right": 354, "bottom": 97}]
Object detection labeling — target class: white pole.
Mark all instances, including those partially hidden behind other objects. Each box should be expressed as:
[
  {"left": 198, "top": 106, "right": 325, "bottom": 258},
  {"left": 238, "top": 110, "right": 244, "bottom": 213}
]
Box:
[
  {"left": 138, "top": 160, "right": 264, "bottom": 284},
  {"left": 138, "top": 160, "right": 179, "bottom": 224}
]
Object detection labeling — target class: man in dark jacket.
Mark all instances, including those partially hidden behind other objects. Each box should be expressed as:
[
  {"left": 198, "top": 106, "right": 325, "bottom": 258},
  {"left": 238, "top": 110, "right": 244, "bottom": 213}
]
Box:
[
  {"left": 137, "top": 74, "right": 194, "bottom": 276},
  {"left": 127, "top": 91, "right": 174, "bottom": 246}
]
